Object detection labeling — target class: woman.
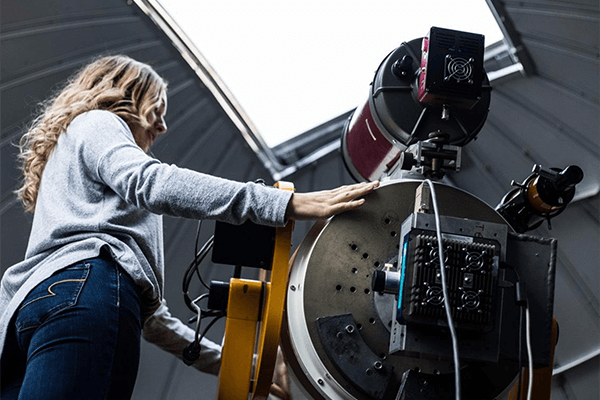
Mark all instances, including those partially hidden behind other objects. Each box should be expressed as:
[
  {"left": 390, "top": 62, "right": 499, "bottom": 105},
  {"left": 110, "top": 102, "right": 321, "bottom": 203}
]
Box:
[{"left": 0, "top": 55, "right": 377, "bottom": 399}]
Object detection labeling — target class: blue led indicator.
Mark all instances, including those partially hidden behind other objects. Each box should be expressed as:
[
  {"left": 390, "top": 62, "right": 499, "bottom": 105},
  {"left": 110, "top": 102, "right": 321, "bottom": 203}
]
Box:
[{"left": 397, "top": 237, "right": 409, "bottom": 322}]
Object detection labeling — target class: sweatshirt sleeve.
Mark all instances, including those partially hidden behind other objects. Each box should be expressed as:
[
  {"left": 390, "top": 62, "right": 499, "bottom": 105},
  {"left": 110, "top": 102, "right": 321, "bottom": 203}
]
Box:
[
  {"left": 77, "top": 110, "right": 292, "bottom": 226},
  {"left": 142, "top": 299, "right": 221, "bottom": 375}
]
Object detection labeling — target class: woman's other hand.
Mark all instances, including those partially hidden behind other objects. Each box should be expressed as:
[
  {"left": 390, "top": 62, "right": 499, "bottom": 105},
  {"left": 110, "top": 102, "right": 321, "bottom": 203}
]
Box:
[
  {"left": 285, "top": 181, "right": 379, "bottom": 221},
  {"left": 270, "top": 346, "right": 292, "bottom": 399}
]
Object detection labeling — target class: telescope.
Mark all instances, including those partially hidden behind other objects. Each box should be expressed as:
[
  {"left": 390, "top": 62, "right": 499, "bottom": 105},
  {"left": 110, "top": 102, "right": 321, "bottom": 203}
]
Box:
[{"left": 189, "top": 27, "right": 583, "bottom": 400}]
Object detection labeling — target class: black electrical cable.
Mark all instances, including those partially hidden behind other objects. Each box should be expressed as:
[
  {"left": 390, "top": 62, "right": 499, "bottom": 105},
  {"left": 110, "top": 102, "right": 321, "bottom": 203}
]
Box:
[
  {"left": 194, "top": 238, "right": 213, "bottom": 290},
  {"left": 193, "top": 220, "right": 207, "bottom": 284},
  {"left": 194, "top": 220, "right": 204, "bottom": 257},
  {"left": 198, "top": 314, "right": 225, "bottom": 343},
  {"left": 187, "top": 293, "right": 222, "bottom": 323},
  {"left": 185, "top": 235, "right": 213, "bottom": 290},
  {"left": 183, "top": 293, "right": 226, "bottom": 366},
  {"left": 192, "top": 297, "right": 208, "bottom": 341},
  {"left": 501, "top": 264, "right": 524, "bottom": 399},
  {"left": 181, "top": 221, "right": 224, "bottom": 366},
  {"left": 501, "top": 262, "right": 522, "bottom": 282},
  {"left": 500, "top": 263, "right": 529, "bottom": 400},
  {"left": 183, "top": 310, "right": 225, "bottom": 366},
  {"left": 183, "top": 297, "right": 205, "bottom": 366},
  {"left": 183, "top": 236, "right": 214, "bottom": 312}
]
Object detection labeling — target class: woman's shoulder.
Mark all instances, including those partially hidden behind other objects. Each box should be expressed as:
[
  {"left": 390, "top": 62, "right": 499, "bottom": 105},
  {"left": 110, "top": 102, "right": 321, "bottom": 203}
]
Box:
[
  {"left": 71, "top": 110, "right": 131, "bottom": 133},
  {"left": 65, "top": 110, "right": 136, "bottom": 149}
]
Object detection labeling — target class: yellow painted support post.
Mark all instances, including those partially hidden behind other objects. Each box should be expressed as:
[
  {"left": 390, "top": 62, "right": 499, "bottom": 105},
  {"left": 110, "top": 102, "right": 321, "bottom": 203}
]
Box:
[
  {"left": 216, "top": 181, "right": 295, "bottom": 400},
  {"left": 251, "top": 181, "right": 295, "bottom": 399},
  {"left": 251, "top": 216, "right": 294, "bottom": 399},
  {"left": 217, "top": 279, "right": 263, "bottom": 400}
]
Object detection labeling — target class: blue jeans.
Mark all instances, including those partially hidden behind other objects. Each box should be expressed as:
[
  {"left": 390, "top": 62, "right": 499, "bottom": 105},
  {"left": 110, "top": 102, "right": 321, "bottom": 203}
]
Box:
[{"left": 1, "top": 254, "right": 142, "bottom": 399}]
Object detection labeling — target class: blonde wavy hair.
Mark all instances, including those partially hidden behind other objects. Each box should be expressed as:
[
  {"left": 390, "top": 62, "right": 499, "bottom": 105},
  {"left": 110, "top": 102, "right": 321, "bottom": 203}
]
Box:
[{"left": 17, "top": 55, "right": 167, "bottom": 212}]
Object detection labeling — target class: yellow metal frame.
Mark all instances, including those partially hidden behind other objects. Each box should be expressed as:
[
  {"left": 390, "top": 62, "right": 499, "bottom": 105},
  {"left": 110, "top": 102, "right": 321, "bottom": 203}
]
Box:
[
  {"left": 217, "top": 279, "right": 264, "bottom": 399},
  {"left": 217, "top": 182, "right": 295, "bottom": 400}
]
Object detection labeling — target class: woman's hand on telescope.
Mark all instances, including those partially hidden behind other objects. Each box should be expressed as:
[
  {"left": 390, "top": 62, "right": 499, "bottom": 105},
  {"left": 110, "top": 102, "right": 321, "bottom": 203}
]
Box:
[{"left": 285, "top": 181, "right": 379, "bottom": 221}]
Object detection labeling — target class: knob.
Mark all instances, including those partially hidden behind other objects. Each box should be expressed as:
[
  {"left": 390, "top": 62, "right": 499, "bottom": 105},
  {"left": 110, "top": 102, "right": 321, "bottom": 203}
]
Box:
[
  {"left": 372, "top": 270, "right": 387, "bottom": 293},
  {"left": 392, "top": 55, "right": 414, "bottom": 77},
  {"left": 399, "top": 151, "right": 415, "bottom": 170}
]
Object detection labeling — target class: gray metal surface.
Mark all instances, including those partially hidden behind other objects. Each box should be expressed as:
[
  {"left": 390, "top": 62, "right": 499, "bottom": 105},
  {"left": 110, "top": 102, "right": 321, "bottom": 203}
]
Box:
[{"left": 315, "top": 314, "right": 393, "bottom": 399}]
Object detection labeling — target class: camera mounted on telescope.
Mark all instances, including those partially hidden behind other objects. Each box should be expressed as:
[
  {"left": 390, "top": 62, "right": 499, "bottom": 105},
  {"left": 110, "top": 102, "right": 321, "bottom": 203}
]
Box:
[{"left": 342, "top": 27, "right": 490, "bottom": 181}]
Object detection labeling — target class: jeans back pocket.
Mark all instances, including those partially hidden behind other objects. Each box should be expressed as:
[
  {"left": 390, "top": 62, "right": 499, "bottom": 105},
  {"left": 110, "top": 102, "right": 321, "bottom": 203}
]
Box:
[{"left": 15, "top": 263, "right": 90, "bottom": 333}]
